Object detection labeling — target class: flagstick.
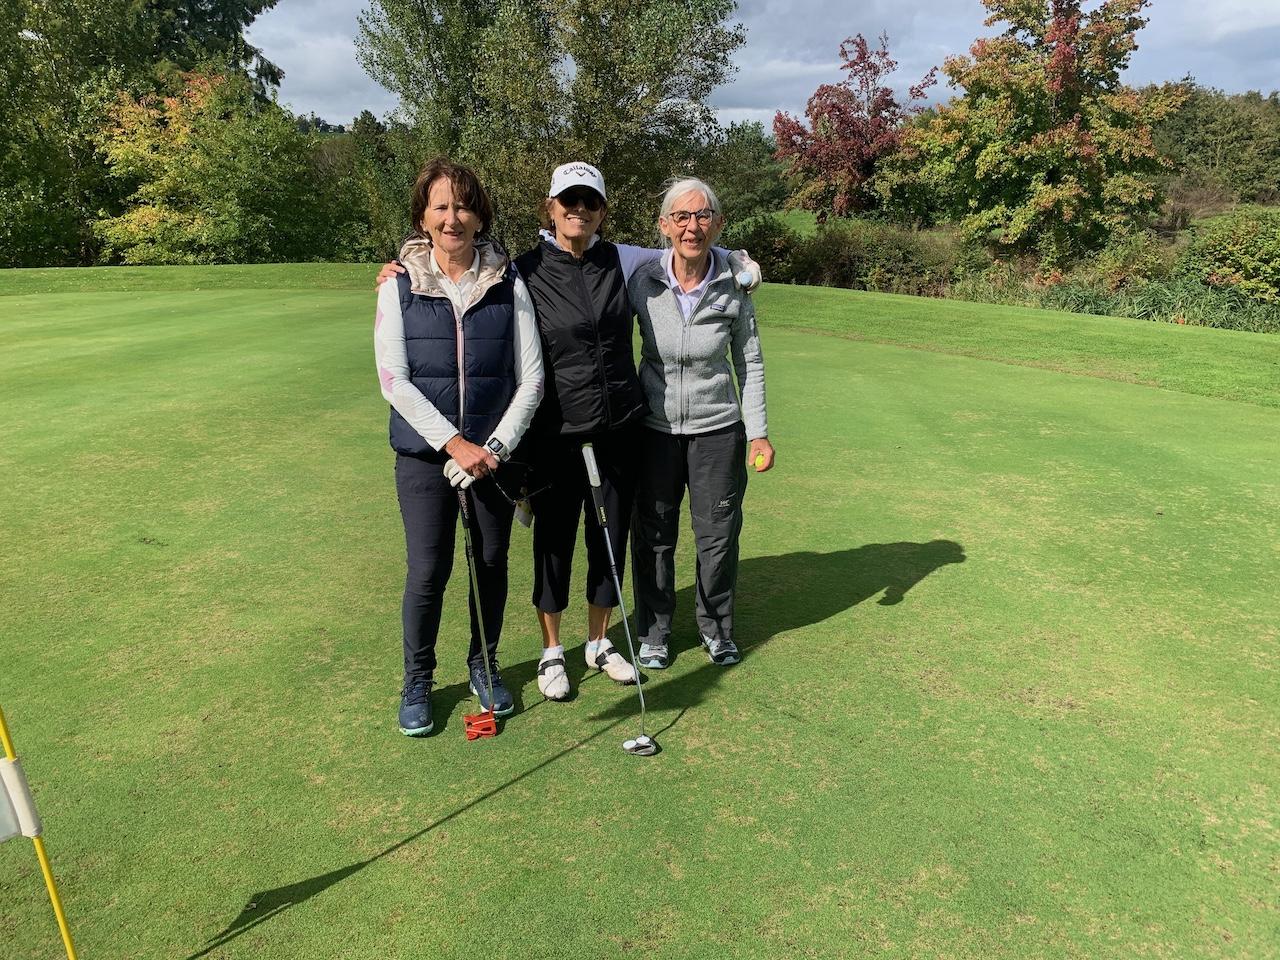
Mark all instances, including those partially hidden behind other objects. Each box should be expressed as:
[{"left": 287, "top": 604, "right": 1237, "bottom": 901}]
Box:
[
  {"left": 0, "top": 707, "right": 78, "bottom": 960},
  {"left": 0, "top": 706, "right": 15, "bottom": 760}
]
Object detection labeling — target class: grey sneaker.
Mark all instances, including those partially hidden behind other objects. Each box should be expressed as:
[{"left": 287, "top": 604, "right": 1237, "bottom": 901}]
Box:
[
  {"left": 701, "top": 635, "right": 740, "bottom": 666},
  {"left": 638, "top": 642, "right": 670, "bottom": 670}
]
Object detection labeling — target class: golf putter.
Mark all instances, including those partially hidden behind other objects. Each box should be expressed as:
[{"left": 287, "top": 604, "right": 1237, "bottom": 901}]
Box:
[
  {"left": 457, "top": 486, "right": 499, "bottom": 741},
  {"left": 580, "top": 443, "right": 659, "bottom": 757}
]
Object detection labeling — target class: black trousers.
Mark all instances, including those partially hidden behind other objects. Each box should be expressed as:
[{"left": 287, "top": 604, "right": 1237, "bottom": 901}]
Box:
[
  {"left": 395, "top": 454, "right": 513, "bottom": 683},
  {"left": 631, "top": 423, "right": 747, "bottom": 645},
  {"left": 530, "top": 425, "right": 640, "bottom": 613}
]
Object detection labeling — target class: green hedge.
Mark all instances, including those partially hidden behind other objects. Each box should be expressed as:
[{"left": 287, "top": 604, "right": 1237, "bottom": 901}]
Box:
[
  {"left": 724, "top": 216, "right": 958, "bottom": 296},
  {"left": 727, "top": 213, "right": 1280, "bottom": 333},
  {"left": 1179, "top": 209, "right": 1280, "bottom": 304}
]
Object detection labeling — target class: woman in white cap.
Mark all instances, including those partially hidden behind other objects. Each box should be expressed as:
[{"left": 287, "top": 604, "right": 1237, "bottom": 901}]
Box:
[{"left": 378, "top": 162, "right": 759, "bottom": 705}]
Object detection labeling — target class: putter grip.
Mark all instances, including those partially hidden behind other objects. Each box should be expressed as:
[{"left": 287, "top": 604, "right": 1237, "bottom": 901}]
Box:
[{"left": 581, "top": 443, "right": 602, "bottom": 488}]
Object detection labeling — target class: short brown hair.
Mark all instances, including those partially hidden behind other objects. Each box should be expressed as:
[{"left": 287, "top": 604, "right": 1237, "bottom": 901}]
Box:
[{"left": 410, "top": 157, "right": 495, "bottom": 238}]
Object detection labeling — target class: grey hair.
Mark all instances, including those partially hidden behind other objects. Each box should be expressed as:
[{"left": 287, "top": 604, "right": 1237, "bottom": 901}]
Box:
[{"left": 659, "top": 177, "right": 722, "bottom": 219}]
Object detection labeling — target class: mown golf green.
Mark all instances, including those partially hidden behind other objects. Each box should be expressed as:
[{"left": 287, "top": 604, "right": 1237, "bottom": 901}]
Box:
[{"left": 2, "top": 265, "right": 1277, "bottom": 959}]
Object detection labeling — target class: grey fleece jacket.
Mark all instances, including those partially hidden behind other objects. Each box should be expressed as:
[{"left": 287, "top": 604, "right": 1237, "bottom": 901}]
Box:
[{"left": 629, "top": 251, "right": 768, "bottom": 439}]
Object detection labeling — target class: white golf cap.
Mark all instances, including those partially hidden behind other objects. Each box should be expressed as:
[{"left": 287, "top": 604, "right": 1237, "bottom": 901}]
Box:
[{"left": 548, "top": 161, "right": 607, "bottom": 201}]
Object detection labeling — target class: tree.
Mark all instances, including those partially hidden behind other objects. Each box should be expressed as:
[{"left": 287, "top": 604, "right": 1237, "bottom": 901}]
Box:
[
  {"left": 340, "top": 111, "right": 421, "bottom": 258},
  {"left": 1152, "top": 81, "right": 1280, "bottom": 204},
  {"left": 773, "top": 33, "right": 935, "bottom": 217},
  {"left": 882, "top": 0, "right": 1184, "bottom": 265},
  {"left": 695, "top": 121, "right": 790, "bottom": 222},
  {"left": 95, "top": 72, "right": 336, "bottom": 264},
  {"left": 357, "top": 0, "right": 745, "bottom": 245},
  {"left": 1, "top": 0, "right": 284, "bottom": 266},
  {"left": 146, "top": 1, "right": 285, "bottom": 92}
]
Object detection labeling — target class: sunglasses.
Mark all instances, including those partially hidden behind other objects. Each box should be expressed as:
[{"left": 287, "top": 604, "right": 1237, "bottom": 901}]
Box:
[
  {"left": 557, "top": 189, "right": 604, "bottom": 212},
  {"left": 488, "top": 465, "right": 552, "bottom": 506}
]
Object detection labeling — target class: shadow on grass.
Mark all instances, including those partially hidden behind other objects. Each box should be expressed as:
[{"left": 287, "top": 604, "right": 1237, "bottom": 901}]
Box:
[
  {"left": 588, "top": 539, "right": 967, "bottom": 722},
  {"left": 186, "top": 712, "right": 624, "bottom": 960},
  {"left": 188, "top": 539, "right": 961, "bottom": 958}
]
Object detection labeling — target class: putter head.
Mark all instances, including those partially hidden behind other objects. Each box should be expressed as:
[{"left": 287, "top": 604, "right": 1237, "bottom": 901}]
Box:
[
  {"left": 463, "top": 710, "right": 498, "bottom": 740},
  {"left": 622, "top": 735, "right": 659, "bottom": 757}
]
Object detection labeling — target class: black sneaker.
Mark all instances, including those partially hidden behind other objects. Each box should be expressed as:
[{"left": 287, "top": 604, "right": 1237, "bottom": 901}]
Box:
[
  {"left": 701, "top": 635, "right": 740, "bottom": 666},
  {"left": 468, "top": 661, "right": 515, "bottom": 717},
  {"left": 398, "top": 679, "right": 434, "bottom": 736}
]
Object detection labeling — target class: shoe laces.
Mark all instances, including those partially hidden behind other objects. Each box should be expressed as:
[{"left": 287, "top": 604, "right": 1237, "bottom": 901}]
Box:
[
  {"left": 474, "top": 659, "right": 503, "bottom": 685},
  {"left": 402, "top": 679, "right": 432, "bottom": 704}
]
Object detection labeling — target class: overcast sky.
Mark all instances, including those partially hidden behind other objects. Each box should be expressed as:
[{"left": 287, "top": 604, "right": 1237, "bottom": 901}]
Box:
[{"left": 245, "top": 0, "right": 1280, "bottom": 126}]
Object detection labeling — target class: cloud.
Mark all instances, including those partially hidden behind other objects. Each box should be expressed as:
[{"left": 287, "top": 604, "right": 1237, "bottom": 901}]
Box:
[
  {"left": 247, "top": 0, "right": 1279, "bottom": 124},
  {"left": 246, "top": 0, "right": 397, "bottom": 123}
]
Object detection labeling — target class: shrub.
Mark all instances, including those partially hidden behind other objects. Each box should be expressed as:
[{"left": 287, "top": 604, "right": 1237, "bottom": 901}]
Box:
[
  {"left": 1037, "top": 275, "right": 1280, "bottom": 333},
  {"left": 721, "top": 214, "right": 801, "bottom": 283},
  {"left": 1179, "top": 209, "right": 1280, "bottom": 304},
  {"left": 950, "top": 260, "right": 1035, "bottom": 307},
  {"left": 1037, "top": 281, "right": 1119, "bottom": 318},
  {"left": 785, "top": 219, "right": 958, "bottom": 296},
  {"left": 1083, "top": 232, "right": 1177, "bottom": 290},
  {"left": 1118, "top": 277, "right": 1280, "bottom": 333}
]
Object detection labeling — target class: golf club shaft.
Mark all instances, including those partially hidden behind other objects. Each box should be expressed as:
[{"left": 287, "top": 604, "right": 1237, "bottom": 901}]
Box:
[
  {"left": 456, "top": 486, "right": 496, "bottom": 708},
  {"left": 581, "top": 444, "right": 648, "bottom": 737}
]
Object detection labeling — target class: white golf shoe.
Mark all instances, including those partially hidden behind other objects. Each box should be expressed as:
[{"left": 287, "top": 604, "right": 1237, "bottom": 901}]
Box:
[
  {"left": 585, "top": 638, "right": 637, "bottom": 684},
  {"left": 537, "top": 646, "right": 570, "bottom": 701}
]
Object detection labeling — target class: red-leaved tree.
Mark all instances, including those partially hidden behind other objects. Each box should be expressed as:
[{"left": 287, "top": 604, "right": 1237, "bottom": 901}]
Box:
[
  {"left": 880, "top": 0, "right": 1184, "bottom": 265},
  {"left": 773, "top": 33, "right": 935, "bottom": 217}
]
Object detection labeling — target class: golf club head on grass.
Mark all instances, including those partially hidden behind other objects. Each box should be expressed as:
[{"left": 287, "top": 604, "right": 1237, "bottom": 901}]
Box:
[
  {"left": 464, "top": 710, "right": 498, "bottom": 741},
  {"left": 622, "top": 734, "right": 659, "bottom": 756}
]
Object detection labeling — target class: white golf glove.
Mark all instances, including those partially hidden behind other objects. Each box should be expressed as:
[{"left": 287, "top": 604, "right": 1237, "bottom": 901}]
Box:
[
  {"left": 728, "top": 250, "right": 762, "bottom": 292},
  {"left": 443, "top": 459, "right": 476, "bottom": 489}
]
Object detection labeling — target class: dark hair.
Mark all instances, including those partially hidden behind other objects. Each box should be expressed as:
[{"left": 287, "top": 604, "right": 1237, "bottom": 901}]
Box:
[{"left": 410, "top": 157, "right": 495, "bottom": 238}]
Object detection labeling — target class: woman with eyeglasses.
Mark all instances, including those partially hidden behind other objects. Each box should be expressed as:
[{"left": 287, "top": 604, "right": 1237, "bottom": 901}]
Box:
[
  {"left": 379, "top": 162, "right": 759, "bottom": 704},
  {"left": 627, "top": 177, "right": 774, "bottom": 671},
  {"left": 374, "top": 158, "right": 543, "bottom": 736}
]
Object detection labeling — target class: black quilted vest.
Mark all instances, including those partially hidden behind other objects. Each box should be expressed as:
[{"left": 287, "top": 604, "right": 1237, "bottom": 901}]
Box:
[{"left": 515, "top": 239, "right": 646, "bottom": 436}]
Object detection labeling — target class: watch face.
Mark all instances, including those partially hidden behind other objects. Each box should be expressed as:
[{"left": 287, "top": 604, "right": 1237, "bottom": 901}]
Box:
[{"left": 487, "top": 439, "right": 502, "bottom": 453}]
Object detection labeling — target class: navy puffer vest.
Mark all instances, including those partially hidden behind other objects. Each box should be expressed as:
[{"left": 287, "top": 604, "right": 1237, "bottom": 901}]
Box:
[{"left": 388, "top": 265, "right": 517, "bottom": 462}]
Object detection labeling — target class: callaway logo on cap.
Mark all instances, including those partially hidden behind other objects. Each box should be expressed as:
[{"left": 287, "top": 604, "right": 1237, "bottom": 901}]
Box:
[{"left": 548, "top": 162, "right": 607, "bottom": 201}]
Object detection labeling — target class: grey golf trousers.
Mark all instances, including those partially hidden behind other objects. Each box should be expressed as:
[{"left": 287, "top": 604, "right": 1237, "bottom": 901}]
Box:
[{"left": 631, "top": 422, "right": 748, "bottom": 646}]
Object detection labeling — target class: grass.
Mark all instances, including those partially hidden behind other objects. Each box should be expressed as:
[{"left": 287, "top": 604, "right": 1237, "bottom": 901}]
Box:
[
  {"left": 1, "top": 265, "right": 1277, "bottom": 959},
  {"left": 774, "top": 209, "right": 819, "bottom": 236}
]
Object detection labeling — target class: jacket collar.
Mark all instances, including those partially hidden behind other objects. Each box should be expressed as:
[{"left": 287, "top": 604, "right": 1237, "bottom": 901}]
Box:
[
  {"left": 640, "top": 248, "right": 729, "bottom": 287},
  {"left": 539, "top": 229, "right": 615, "bottom": 264},
  {"left": 397, "top": 238, "right": 510, "bottom": 298}
]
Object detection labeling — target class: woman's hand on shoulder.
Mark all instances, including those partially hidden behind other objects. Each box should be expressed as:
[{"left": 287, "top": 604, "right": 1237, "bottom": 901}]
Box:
[
  {"left": 374, "top": 261, "right": 405, "bottom": 289},
  {"left": 748, "top": 437, "right": 775, "bottom": 473},
  {"left": 728, "top": 250, "right": 761, "bottom": 292},
  {"left": 444, "top": 436, "right": 500, "bottom": 478}
]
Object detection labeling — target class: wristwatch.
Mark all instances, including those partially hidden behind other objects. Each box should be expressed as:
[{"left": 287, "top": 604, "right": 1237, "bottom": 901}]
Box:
[{"left": 485, "top": 437, "right": 509, "bottom": 462}]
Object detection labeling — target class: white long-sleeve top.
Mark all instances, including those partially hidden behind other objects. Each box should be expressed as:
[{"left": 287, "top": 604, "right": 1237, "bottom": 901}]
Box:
[{"left": 374, "top": 244, "right": 543, "bottom": 456}]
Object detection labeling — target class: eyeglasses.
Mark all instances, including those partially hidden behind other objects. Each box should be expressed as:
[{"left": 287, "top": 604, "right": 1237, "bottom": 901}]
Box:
[
  {"left": 666, "top": 208, "right": 715, "bottom": 227},
  {"left": 489, "top": 469, "right": 551, "bottom": 507},
  {"left": 557, "top": 189, "right": 604, "bottom": 212}
]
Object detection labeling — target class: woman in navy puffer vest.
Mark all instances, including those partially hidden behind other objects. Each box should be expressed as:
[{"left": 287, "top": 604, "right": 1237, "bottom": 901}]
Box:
[{"left": 374, "top": 158, "right": 544, "bottom": 737}]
